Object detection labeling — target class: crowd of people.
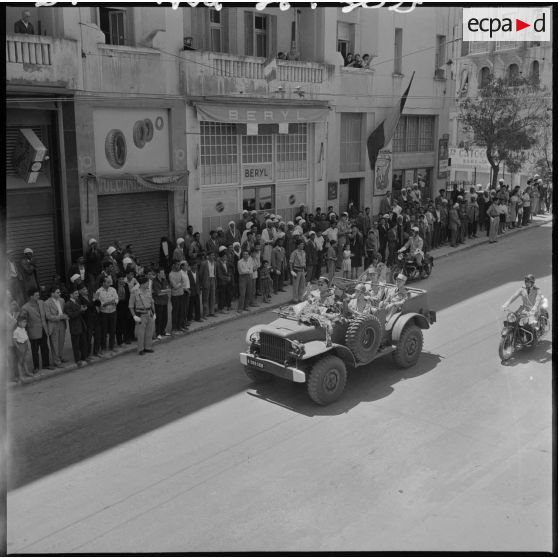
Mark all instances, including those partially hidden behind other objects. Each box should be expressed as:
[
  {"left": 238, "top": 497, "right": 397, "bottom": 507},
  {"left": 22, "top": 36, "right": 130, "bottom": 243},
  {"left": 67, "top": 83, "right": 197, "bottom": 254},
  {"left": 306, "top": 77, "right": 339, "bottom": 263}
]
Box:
[
  {"left": 6, "top": 173, "right": 551, "bottom": 383},
  {"left": 343, "top": 52, "right": 372, "bottom": 69}
]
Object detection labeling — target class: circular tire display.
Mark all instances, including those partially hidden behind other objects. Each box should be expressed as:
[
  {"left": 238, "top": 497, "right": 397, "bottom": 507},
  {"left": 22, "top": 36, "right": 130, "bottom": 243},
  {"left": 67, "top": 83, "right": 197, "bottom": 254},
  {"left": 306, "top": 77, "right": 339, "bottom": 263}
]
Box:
[
  {"left": 307, "top": 355, "right": 347, "bottom": 405},
  {"left": 392, "top": 323, "right": 423, "bottom": 368},
  {"left": 155, "top": 116, "right": 164, "bottom": 130},
  {"left": 143, "top": 118, "right": 154, "bottom": 142},
  {"left": 105, "top": 129, "right": 127, "bottom": 169},
  {"left": 244, "top": 365, "right": 272, "bottom": 383},
  {"left": 345, "top": 314, "right": 382, "bottom": 363},
  {"left": 133, "top": 120, "right": 146, "bottom": 148}
]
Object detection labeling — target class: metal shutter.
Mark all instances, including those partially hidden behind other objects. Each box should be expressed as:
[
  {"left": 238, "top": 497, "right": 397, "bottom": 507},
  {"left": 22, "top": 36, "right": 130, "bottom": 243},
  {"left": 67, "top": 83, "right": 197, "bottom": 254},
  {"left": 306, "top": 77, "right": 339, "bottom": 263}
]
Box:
[
  {"left": 98, "top": 191, "right": 170, "bottom": 269},
  {"left": 7, "top": 215, "right": 57, "bottom": 287}
]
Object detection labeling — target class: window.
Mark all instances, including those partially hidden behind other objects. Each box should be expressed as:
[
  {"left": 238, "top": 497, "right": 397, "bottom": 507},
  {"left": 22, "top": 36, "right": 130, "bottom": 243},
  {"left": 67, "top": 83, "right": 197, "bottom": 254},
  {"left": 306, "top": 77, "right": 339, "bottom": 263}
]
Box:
[
  {"left": 495, "top": 41, "right": 518, "bottom": 51},
  {"left": 479, "top": 66, "right": 491, "bottom": 88},
  {"left": 200, "top": 122, "right": 239, "bottom": 185},
  {"left": 468, "top": 41, "right": 489, "bottom": 54},
  {"left": 99, "top": 7, "right": 127, "bottom": 46},
  {"left": 244, "top": 12, "right": 276, "bottom": 58},
  {"left": 209, "top": 8, "right": 222, "bottom": 52},
  {"left": 340, "top": 113, "right": 362, "bottom": 172},
  {"left": 507, "top": 63, "right": 520, "bottom": 83},
  {"left": 243, "top": 185, "right": 274, "bottom": 213},
  {"left": 337, "top": 22, "right": 354, "bottom": 59},
  {"left": 435, "top": 35, "right": 446, "bottom": 69},
  {"left": 394, "top": 28, "right": 403, "bottom": 74},
  {"left": 393, "top": 116, "right": 435, "bottom": 152},
  {"left": 531, "top": 60, "right": 540, "bottom": 85},
  {"left": 242, "top": 134, "right": 273, "bottom": 164},
  {"left": 276, "top": 124, "right": 308, "bottom": 180}
]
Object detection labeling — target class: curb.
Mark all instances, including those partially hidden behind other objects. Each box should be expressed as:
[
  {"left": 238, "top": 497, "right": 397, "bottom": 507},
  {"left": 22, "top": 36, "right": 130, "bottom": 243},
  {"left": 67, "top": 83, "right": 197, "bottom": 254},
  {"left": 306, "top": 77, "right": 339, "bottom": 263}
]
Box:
[
  {"left": 431, "top": 216, "right": 552, "bottom": 262},
  {"left": 10, "top": 215, "right": 551, "bottom": 389}
]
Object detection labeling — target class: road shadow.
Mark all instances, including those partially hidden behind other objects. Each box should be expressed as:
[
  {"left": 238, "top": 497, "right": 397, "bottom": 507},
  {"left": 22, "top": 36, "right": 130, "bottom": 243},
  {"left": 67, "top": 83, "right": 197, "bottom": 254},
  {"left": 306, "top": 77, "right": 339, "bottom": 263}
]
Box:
[
  {"left": 499, "top": 338, "right": 553, "bottom": 367},
  {"left": 246, "top": 352, "right": 443, "bottom": 417}
]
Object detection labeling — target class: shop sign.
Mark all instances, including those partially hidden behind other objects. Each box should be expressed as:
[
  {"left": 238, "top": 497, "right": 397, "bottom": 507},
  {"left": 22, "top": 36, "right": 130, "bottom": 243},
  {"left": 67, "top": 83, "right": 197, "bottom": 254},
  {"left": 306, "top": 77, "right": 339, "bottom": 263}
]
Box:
[
  {"left": 196, "top": 103, "right": 329, "bottom": 124},
  {"left": 242, "top": 163, "right": 273, "bottom": 183},
  {"left": 438, "top": 137, "right": 449, "bottom": 178},
  {"left": 449, "top": 146, "right": 492, "bottom": 171}
]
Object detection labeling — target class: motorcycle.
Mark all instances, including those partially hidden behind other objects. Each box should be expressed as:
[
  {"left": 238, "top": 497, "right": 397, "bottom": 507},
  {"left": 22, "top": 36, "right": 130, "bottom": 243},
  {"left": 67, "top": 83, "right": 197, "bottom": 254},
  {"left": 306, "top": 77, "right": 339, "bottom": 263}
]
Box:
[
  {"left": 499, "top": 297, "right": 550, "bottom": 362},
  {"left": 392, "top": 251, "right": 434, "bottom": 281}
]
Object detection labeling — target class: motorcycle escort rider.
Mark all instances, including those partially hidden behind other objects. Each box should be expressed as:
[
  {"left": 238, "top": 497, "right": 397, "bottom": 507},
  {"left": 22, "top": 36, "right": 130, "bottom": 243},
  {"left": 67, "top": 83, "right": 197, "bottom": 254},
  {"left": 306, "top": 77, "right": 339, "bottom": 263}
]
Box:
[
  {"left": 501, "top": 274, "right": 543, "bottom": 329},
  {"left": 398, "top": 226, "right": 425, "bottom": 276}
]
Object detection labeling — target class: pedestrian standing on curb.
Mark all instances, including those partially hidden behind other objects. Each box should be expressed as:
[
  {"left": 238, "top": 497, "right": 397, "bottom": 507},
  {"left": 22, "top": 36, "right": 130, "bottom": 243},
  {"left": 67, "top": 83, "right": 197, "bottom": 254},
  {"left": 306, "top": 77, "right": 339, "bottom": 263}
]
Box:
[
  {"left": 271, "top": 237, "right": 286, "bottom": 294},
  {"left": 13, "top": 315, "right": 33, "bottom": 382},
  {"left": 45, "top": 286, "right": 69, "bottom": 367},
  {"left": 115, "top": 273, "right": 132, "bottom": 346},
  {"left": 159, "top": 236, "right": 174, "bottom": 274},
  {"left": 179, "top": 261, "right": 191, "bottom": 329},
  {"left": 260, "top": 260, "right": 272, "bottom": 303},
  {"left": 199, "top": 251, "right": 217, "bottom": 318},
  {"left": 237, "top": 250, "right": 254, "bottom": 313},
  {"left": 467, "top": 194, "right": 479, "bottom": 238},
  {"left": 19, "top": 247, "right": 39, "bottom": 296},
  {"left": 487, "top": 197, "right": 500, "bottom": 243},
  {"left": 78, "top": 284, "right": 100, "bottom": 359},
  {"left": 20, "top": 288, "right": 54, "bottom": 372},
  {"left": 173, "top": 238, "right": 185, "bottom": 263},
  {"left": 249, "top": 246, "right": 261, "bottom": 307},
  {"left": 448, "top": 203, "right": 460, "bottom": 247},
  {"left": 305, "top": 231, "right": 318, "bottom": 284},
  {"left": 85, "top": 238, "right": 103, "bottom": 294},
  {"left": 187, "top": 261, "right": 202, "bottom": 322},
  {"left": 64, "top": 288, "right": 88, "bottom": 367},
  {"left": 216, "top": 246, "right": 232, "bottom": 312},
  {"left": 95, "top": 276, "right": 118, "bottom": 355},
  {"left": 152, "top": 267, "right": 171, "bottom": 338},
  {"left": 521, "top": 186, "right": 532, "bottom": 226},
  {"left": 509, "top": 187, "right": 520, "bottom": 228},
  {"left": 129, "top": 276, "right": 155, "bottom": 355},
  {"left": 169, "top": 260, "right": 184, "bottom": 333},
  {"left": 290, "top": 240, "right": 307, "bottom": 303},
  {"left": 326, "top": 239, "right": 337, "bottom": 284}
]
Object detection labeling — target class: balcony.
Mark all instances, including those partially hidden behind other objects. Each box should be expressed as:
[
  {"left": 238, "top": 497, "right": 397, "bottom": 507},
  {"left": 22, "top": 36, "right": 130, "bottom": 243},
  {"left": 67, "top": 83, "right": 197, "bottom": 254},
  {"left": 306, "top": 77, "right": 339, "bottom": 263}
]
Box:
[
  {"left": 181, "top": 50, "right": 330, "bottom": 98},
  {"left": 6, "top": 33, "right": 80, "bottom": 89}
]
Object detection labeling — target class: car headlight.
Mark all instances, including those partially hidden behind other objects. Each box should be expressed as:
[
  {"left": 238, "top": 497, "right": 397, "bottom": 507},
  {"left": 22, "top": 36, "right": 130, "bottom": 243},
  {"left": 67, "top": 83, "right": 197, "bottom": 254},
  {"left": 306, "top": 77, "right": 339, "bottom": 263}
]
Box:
[
  {"left": 245, "top": 326, "right": 262, "bottom": 345},
  {"left": 507, "top": 313, "right": 517, "bottom": 323},
  {"left": 289, "top": 340, "right": 305, "bottom": 358},
  {"left": 249, "top": 331, "right": 260, "bottom": 344}
]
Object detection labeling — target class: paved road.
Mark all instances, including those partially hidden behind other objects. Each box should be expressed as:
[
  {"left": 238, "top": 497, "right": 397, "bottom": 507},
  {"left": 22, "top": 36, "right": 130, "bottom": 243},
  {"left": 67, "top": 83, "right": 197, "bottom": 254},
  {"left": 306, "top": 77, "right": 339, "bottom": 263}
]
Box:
[{"left": 7, "top": 223, "right": 552, "bottom": 553}]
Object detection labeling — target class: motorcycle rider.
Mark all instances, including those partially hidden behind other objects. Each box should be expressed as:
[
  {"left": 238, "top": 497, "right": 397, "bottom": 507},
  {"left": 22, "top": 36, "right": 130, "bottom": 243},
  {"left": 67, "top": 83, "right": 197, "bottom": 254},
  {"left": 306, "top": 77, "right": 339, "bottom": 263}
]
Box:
[
  {"left": 501, "top": 274, "right": 543, "bottom": 329},
  {"left": 397, "top": 226, "right": 425, "bottom": 276}
]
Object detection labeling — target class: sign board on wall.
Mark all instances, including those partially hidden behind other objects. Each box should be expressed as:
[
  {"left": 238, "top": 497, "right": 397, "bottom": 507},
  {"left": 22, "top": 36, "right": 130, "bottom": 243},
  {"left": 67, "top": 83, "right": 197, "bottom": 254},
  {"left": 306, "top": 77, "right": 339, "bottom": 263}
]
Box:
[
  {"left": 327, "top": 181, "right": 338, "bottom": 200},
  {"left": 93, "top": 108, "right": 170, "bottom": 175},
  {"left": 242, "top": 163, "right": 273, "bottom": 183},
  {"left": 438, "top": 137, "right": 449, "bottom": 178},
  {"left": 374, "top": 150, "right": 392, "bottom": 195},
  {"left": 448, "top": 146, "right": 491, "bottom": 171}
]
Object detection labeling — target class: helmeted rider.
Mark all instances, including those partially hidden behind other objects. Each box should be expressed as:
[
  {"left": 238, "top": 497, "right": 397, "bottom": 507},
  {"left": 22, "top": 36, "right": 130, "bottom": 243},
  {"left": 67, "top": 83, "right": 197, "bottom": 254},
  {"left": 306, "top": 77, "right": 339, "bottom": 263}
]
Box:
[
  {"left": 398, "top": 226, "right": 424, "bottom": 272},
  {"left": 502, "top": 274, "right": 543, "bottom": 328}
]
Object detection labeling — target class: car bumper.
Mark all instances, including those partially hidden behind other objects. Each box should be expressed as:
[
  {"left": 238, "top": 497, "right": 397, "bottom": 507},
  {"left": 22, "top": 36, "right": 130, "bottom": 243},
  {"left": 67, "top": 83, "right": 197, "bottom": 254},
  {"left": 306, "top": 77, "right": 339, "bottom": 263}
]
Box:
[{"left": 239, "top": 352, "right": 307, "bottom": 383}]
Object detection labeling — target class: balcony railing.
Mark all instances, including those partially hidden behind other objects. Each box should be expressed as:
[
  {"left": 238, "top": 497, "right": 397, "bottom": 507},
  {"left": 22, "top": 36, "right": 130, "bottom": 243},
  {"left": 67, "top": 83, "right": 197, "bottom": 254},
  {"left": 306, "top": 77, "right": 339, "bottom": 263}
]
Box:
[
  {"left": 210, "top": 53, "right": 324, "bottom": 83},
  {"left": 6, "top": 34, "right": 52, "bottom": 65}
]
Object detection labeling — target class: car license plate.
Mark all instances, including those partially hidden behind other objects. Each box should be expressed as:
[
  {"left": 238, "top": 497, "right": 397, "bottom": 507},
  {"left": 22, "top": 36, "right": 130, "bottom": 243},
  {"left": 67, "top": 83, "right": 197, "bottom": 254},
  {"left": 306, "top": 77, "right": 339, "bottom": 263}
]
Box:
[{"left": 247, "top": 357, "right": 264, "bottom": 369}]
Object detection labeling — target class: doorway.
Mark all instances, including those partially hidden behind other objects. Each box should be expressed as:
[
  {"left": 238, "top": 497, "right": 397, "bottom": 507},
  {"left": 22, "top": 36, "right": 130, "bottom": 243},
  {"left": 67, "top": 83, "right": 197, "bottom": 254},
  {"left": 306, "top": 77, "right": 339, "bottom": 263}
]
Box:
[{"left": 339, "top": 178, "right": 361, "bottom": 213}]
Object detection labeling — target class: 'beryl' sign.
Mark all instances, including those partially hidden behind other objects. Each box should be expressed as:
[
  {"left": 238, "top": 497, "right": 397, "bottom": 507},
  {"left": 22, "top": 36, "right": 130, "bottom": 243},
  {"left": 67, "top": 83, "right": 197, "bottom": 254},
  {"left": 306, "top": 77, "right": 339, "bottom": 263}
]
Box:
[{"left": 243, "top": 163, "right": 273, "bottom": 183}]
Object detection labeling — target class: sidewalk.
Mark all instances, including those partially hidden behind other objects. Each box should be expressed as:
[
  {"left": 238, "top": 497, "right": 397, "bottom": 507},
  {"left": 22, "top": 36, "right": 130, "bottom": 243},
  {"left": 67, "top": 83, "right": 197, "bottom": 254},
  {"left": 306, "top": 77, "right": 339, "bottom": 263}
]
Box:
[{"left": 11, "top": 212, "right": 552, "bottom": 387}]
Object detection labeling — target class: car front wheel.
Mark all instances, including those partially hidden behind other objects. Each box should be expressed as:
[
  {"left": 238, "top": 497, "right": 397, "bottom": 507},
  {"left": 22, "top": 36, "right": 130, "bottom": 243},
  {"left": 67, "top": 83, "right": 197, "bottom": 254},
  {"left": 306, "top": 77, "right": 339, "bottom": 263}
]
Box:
[{"left": 307, "top": 355, "right": 347, "bottom": 405}]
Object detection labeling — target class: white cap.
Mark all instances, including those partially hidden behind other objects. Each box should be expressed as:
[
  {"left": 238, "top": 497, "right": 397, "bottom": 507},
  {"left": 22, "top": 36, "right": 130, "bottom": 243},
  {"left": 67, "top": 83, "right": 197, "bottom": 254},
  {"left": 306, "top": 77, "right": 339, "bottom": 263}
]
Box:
[
  {"left": 412, "top": 226, "right": 419, "bottom": 232},
  {"left": 246, "top": 221, "right": 253, "bottom": 229},
  {"left": 70, "top": 273, "right": 81, "bottom": 283},
  {"left": 23, "top": 247, "right": 33, "bottom": 254},
  {"left": 242, "top": 209, "right": 249, "bottom": 214},
  {"left": 107, "top": 246, "right": 116, "bottom": 255},
  {"left": 218, "top": 245, "right": 227, "bottom": 253},
  {"left": 88, "top": 238, "right": 97, "bottom": 245},
  {"left": 176, "top": 237, "right": 185, "bottom": 244},
  {"left": 397, "top": 273, "right": 407, "bottom": 281},
  {"left": 308, "top": 231, "right": 316, "bottom": 236}
]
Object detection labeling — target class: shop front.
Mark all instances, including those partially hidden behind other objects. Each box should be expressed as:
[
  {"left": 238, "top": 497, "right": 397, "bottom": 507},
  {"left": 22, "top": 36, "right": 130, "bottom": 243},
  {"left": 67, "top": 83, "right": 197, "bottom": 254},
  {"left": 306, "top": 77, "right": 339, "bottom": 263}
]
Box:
[
  {"left": 392, "top": 167, "right": 433, "bottom": 201},
  {"left": 191, "top": 100, "right": 329, "bottom": 237}
]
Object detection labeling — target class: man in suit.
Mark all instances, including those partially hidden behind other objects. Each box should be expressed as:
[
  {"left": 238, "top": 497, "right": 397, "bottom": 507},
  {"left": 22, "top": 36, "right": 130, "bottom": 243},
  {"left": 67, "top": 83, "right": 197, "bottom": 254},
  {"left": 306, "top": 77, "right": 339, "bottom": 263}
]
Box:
[
  {"left": 20, "top": 288, "right": 54, "bottom": 373},
  {"left": 64, "top": 288, "right": 88, "bottom": 366},
  {"left": 14, "top": 10, "right": 35, "bottom": 34},
  {"left": 44, "top": 286, "right": 69, "bottom": 367},
  {"left": 199, "top": 251, "right": 217, "bottom": 318},
  {"left": 187, "top": 261, "right": 202, "bottom": 322}
]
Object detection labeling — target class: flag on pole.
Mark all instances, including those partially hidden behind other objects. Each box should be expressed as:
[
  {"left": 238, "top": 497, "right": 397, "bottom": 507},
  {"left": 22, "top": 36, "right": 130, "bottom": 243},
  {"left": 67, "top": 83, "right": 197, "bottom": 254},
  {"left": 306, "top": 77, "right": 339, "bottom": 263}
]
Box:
[
  {"left": 263, "top": 58, "right": 277, "bottom": 82},
  {"left": 367, "top": 71, "right": 415, "bottom": 170}
]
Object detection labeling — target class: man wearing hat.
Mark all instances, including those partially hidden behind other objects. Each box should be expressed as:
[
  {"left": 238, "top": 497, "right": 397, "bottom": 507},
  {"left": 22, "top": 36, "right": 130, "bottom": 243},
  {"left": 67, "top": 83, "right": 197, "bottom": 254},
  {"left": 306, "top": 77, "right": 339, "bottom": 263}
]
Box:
[
  {"left": 129, "top": 276, "right": 156, "bottom": 355},
  {"left": 19, "top": 247, "right": 39, "bottom": 295},
  {"left": 238, "top": 210, "right": 250, "bottom": 236},
  {"left": 68, "top": 256, "right": 88, "bottom": 289},
  {"left": 271, "top": 237, "right": 287, "bottom": 293},
  {"left": 289, "top": 239, "right": 307, "bottom": 303},
  {"left": 382, "top": 273, "right": 410, "bottom": 320},
  {"left": 216, "top": 246, "right": 232, "bottom": 312},
  {"left": 225, "top": 220, "right": 240, "bottom": 247},
  {"left": 173, "top": 238, "right": 185, "bottom": 263},
  {"left": 448, "top": 202, "right": 461, "bottom": 247},
  {"left": 398, "top": 226, "right": 425, "bottom": 272},
  {"left": 85, "top": 238, "right": 103, "bottom": 294},
  {"left": 64, "top": 287, "right": 89, "bottom": 366}
]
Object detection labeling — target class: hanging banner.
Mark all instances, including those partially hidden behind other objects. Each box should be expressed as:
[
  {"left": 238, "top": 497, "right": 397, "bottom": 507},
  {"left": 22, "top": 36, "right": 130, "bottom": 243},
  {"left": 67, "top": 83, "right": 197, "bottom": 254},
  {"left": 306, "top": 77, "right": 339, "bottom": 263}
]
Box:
[
  {"left": 374, "top": 149, "right": 392, "bottom": 196},
  {"left": 195, "top": 103, "right": 330, "bottom": 123},
  {"left": 438, "top": 136, "right": 449, "bottom": 178}
]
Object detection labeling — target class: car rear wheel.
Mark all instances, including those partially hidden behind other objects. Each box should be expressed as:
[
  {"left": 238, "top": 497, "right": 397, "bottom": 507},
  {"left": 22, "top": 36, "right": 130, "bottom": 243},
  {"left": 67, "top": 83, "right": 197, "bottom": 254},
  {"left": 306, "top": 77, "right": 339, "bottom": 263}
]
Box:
[
  {"left": 307, "top": 355, "right": 347, "bottom": 405},
  {"left": 392, "top": 323, "right": 423, "bottom": 368},
  {"left": 244, "top": 366, "right": 272, "bottom": 383}
]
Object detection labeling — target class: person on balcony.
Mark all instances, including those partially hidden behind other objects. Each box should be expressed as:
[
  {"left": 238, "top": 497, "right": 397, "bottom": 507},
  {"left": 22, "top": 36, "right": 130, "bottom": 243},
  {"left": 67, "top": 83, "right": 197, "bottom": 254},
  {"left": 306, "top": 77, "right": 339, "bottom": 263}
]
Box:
[{"left": 14, "top": 10, "right": 35, "bottom": 34}]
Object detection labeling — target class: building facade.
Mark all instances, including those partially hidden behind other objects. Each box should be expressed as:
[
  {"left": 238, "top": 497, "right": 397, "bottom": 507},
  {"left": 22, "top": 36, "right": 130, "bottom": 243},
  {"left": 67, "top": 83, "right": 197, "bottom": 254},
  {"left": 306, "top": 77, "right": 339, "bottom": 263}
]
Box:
[
  {"left": 6, "top": 5, "right": 457, "bottom": 280},
  {"left": 449, "top": 36, "right": 552, "bottom": 189}
]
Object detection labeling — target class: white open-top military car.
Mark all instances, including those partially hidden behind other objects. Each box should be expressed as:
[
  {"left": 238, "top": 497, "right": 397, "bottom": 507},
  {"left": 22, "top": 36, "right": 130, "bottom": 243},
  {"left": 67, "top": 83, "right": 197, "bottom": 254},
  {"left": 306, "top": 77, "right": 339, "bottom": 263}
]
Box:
[{"left": 240, "top": 277, "right": 436, "bottom": 405}]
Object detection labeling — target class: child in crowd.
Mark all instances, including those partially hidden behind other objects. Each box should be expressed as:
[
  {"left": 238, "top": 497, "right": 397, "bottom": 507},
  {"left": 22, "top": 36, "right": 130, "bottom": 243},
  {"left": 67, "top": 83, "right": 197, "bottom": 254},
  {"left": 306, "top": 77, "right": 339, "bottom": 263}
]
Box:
[
  {"left": 259, "top": 260, "right": 272, "bottom": 303},
  {"left": 342, "top": 243, "right": 352, "bottom": 279},
  {"left": 13, "top": 315, "right": 32, "bottom": 382}
]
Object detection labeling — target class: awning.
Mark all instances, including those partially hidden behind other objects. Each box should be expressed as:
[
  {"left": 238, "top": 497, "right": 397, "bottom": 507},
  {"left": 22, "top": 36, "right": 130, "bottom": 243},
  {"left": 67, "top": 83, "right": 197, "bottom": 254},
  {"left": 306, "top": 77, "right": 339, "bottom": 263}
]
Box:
[{"left": 194, "top": 102, "right": 330, "bottom": 124}]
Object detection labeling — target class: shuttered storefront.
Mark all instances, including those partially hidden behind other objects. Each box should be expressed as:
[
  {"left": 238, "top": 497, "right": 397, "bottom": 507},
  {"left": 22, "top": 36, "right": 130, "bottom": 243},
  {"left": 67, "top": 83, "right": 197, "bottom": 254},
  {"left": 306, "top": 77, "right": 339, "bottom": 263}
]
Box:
[
  {"left": 98, "top": 191, "right": 170, "bottom": 269},
  {"left": 6, "top": 123, "right": 58, "bottom": 285}
]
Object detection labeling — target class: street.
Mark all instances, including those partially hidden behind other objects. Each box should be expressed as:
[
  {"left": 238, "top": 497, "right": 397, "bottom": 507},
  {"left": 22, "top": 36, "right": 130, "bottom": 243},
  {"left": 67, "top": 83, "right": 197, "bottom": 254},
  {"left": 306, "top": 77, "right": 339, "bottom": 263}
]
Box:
[{"left": 7, "top": 223, "right": 552, "bottom": 553}]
